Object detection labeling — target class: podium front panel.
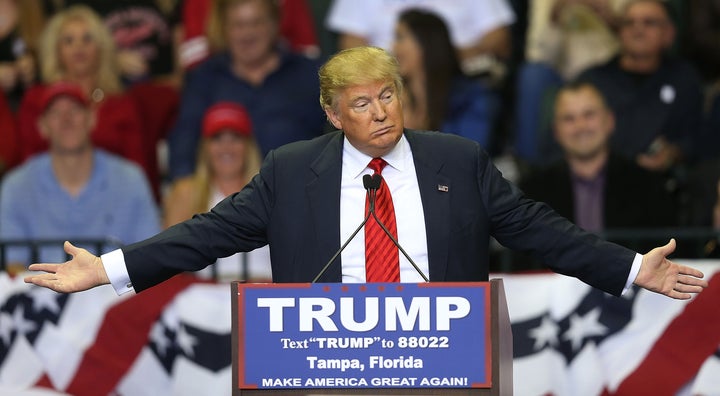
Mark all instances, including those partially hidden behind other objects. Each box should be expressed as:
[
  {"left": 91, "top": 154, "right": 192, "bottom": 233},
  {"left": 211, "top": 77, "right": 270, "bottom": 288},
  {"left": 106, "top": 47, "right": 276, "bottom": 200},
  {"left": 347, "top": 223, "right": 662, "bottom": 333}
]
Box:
[{"left": 232, "top": 282, "right": 492, "bottom": 392}]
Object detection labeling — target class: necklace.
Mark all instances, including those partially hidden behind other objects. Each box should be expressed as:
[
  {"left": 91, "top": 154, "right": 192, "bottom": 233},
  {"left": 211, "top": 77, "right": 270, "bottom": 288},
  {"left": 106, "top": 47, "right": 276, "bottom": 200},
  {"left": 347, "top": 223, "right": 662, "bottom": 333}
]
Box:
[{"left": 91, "top": 88, "right": 105, "bottom": 103}]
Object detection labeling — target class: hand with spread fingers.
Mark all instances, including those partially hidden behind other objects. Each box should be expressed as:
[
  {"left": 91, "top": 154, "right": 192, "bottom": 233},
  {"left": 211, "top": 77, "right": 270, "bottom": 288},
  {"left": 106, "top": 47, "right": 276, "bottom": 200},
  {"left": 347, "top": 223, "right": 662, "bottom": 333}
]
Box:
[
  {"left": 634, "top": 239, "right": 709, "bottom": 299},
  {"left": 24, "top": 241, "right": 110, "bottom": 293}
]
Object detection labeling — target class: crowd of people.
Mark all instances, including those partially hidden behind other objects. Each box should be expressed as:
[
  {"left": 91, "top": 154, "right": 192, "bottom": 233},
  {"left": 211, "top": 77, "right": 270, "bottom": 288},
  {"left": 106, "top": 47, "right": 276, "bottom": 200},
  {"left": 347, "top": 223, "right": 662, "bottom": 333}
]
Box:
[{"left": 2, "top": 0, "right": 720, "bottom": 279}]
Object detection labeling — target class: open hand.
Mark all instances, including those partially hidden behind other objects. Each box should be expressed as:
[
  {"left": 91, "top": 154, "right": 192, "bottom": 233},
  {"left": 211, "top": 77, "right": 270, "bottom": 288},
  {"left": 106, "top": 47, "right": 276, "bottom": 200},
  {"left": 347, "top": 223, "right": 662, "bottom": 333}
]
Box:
[
  {"left": 634, "top": 239, "right": 708, "bottom": 299},
  {"left": 24, "top": 241, "right": 110, "bottom": 293}
]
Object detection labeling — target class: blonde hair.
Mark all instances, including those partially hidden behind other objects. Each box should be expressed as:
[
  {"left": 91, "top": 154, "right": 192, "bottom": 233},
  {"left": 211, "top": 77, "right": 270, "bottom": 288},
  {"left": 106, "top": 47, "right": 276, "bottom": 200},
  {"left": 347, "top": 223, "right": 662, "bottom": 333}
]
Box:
[
  {"left": 318, "top": 46, "right": 404, "bottom": 111},
  {"left": 38, "top": 5, "right": 122, "bottom": 94},
  {"left": 191, "top": 136, "right": 263, "bottom": 214},
  {"left": 206, "top": 0, "right": 280, "bottom": 53}
]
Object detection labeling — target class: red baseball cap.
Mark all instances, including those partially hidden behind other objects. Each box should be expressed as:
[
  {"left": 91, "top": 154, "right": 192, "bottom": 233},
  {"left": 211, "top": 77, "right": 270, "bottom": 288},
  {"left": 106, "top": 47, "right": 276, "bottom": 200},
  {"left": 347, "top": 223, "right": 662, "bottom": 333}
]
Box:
[
  {"left": 40, "top": 82, "right": 89, "bottom": 112},
  {"left": 202, "top": 102, "right": 253, "bottom": 138}
]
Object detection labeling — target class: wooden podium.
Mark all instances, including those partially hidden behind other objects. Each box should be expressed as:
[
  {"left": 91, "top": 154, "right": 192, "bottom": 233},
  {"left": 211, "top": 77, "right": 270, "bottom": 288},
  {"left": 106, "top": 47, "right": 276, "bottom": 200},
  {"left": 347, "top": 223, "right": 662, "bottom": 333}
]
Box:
[{"left": 232, "top": 279, "right": 513, "bottom": 395}]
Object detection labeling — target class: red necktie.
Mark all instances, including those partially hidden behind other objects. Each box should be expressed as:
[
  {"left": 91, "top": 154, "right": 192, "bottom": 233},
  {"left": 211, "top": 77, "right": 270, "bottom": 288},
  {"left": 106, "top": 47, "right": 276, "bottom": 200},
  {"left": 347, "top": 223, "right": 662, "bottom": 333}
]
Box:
[{"left": 364, "top": 158, "right": 400, "bottom": 282}]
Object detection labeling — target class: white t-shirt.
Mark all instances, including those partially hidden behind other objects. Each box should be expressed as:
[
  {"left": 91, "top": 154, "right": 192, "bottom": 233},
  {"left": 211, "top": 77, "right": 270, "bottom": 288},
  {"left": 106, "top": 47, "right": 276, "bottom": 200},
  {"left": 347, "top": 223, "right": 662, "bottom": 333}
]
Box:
[{"left": 326, "top": 0, "right": 516, "bottom": 50}]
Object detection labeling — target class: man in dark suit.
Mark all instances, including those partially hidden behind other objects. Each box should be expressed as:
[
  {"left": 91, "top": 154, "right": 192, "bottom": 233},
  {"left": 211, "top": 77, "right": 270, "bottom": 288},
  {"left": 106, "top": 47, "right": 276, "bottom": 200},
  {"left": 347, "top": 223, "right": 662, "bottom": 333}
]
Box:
[
  {"left": 518, "top": 81, "right": 676, "bottom": 268},
  {"left": 520, "top": 82, "right": 676, "bottom": 233},
  {"left": 25, "top": 47, "right": 707, "bottom": 300}
]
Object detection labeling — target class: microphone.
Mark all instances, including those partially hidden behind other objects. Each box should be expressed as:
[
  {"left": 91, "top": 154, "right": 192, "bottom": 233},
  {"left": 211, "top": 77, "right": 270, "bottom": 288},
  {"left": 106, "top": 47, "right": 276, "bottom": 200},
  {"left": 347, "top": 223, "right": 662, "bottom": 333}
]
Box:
[
  {"left": 366, "top": 174, "right": 429, "bottom": 282},
  {"left": 365, "top": 174, "right": 381, "bottom": 214},
  {"left": 311, "top": 175, "right": 376, "bottom": 283},
  {"left": 366, "top": 173, "right": 382, "bottom": 190}
]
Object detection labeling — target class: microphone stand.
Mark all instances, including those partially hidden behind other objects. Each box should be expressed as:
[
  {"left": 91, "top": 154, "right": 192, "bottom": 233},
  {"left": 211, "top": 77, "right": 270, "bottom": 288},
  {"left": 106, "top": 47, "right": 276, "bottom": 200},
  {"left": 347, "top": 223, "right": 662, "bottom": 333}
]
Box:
[
  {"left": 312, "top": 174, "right": 429, "bottom": 283},
  {"left": 311, "top": 175, "right": 376, "bottom": 283},
  {"left": 368, "top": 185, "right": 429, "bottom": 282}
]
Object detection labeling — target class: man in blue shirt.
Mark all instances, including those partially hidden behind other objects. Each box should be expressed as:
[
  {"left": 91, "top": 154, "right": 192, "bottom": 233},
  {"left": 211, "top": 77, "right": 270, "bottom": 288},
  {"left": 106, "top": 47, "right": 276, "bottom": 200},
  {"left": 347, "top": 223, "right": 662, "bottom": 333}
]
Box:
[
  {"left": 167, "top": 0, "right": 327, "bottom": 180},
  {"left": 0, "top": 82, "right": 160, "bottom": 273}
]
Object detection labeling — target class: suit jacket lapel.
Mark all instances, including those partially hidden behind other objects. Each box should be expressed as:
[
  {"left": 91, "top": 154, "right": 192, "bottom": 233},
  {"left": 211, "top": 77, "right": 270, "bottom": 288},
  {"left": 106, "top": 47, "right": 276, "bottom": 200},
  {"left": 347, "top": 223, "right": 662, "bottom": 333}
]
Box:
[
  {"left": 305, "top": 131, "right": 451, "bottom": 282},
  {"left": 405, "top": 131, "right": 451, "bottom": 281},
  {"left": 307, "top": 132, "right": 344, "bottom": 282}
]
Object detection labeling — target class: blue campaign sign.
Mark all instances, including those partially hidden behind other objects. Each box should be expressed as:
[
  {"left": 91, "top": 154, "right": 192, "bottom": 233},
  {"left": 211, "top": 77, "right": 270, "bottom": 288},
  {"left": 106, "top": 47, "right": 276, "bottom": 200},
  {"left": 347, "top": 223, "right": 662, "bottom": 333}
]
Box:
[{"left": 235, "top": 282, "right": 491, "bottom": 390}]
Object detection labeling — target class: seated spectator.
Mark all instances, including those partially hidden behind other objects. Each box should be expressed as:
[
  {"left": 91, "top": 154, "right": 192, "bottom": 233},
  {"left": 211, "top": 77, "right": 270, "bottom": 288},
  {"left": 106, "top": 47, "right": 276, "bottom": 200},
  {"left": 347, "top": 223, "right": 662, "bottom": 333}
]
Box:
[
  {"left": 520, "top": 82, "right": 675, "bottom": 242},
  {"left": 55, "top": 2, "right": 184, "bottom": 192},
  {"left": 164, "top": 102, "right": 270, "bottom": 281},
  {"left": 577, "top": 0, "right": 703, "bottom": 172},
  {"left": 0, "top": 0, "right": 45, "bottom": 111},
  {"left": 61, "top": 0, "right": 183, "bottom": 86},
  {"left": 326, "top": 0, "right": 515, "bottom": 79},
  {"left": 0, "top": 82, "right": 160, "bottom": 275},
  {"left": 180, "top": 0, "right": 319, "bottom": 69},
  {"left": 392, "top": 9, "right": 499, "bottom": 147},
  {"left": 167, "top": 0, "right": 326, "bottom": 180},
  {"left": 514, "top": 0, "right": 629, "bottom": 164},
  {"left": 17, "top": 6, "right": 153, "bottom": 190}
]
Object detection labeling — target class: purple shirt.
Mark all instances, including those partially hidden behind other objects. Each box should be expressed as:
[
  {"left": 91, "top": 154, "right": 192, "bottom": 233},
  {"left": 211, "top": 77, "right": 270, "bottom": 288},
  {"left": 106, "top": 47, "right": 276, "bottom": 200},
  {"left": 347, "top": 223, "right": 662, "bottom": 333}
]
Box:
[{"left": 571, "top": 168, "right": 606, "bottom": 232}]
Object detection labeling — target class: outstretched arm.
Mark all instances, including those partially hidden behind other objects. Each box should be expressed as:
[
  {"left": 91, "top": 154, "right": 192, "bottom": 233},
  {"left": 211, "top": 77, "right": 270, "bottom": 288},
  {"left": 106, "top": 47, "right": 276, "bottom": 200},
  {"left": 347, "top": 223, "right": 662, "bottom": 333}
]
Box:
[
  {"left": 634, "top": 239, "right": 708, "bottom": 299},
  {"left": 24, "top": 241, "right": 109, "bottom": 293}
]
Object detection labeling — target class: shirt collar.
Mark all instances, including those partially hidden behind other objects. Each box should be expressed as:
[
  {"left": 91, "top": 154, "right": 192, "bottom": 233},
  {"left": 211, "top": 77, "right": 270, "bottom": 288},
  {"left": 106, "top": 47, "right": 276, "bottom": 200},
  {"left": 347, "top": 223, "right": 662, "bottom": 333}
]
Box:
[
  {"left": 342, "top": 134, "right": 410, "bottom": 179},
  {"left": 570, "top": 163, "right": 607, "bottom": 184},
  {"left": 39, "top": 149, "right": 104, "bottom": 197}
]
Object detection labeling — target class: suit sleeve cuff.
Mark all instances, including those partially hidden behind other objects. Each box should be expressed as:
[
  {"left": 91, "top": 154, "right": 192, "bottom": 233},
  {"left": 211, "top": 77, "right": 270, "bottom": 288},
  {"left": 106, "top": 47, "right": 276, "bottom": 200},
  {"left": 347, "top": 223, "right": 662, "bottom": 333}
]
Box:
[
  {"left": 622, "top": 253, "right": 643, "bottom": 296},
  {"left": 101, "top": 249, "right": 135, "bottom": 295}
]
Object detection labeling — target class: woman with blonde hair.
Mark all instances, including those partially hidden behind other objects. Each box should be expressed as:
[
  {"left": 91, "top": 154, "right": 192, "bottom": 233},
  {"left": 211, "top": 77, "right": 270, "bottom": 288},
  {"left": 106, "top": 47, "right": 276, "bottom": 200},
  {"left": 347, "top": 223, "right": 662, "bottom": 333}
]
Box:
[
  {"left": 164, "top": 101, "right": 270, "bottom": 281},
  {"left": 17, "top": 5, "right": 150, "bottom": 190}
]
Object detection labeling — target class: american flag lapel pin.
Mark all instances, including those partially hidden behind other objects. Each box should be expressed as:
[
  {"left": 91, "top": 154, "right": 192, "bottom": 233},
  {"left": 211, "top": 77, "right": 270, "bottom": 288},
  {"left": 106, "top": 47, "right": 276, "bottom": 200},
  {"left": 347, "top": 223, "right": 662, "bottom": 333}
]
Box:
[{"left": 437, "top": 184, "right": 449, "bottom": 192}]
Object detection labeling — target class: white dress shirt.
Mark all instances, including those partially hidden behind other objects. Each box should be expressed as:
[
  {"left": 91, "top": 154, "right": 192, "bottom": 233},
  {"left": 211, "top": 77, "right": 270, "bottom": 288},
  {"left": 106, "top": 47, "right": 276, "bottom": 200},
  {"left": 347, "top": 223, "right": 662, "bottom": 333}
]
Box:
[{"left": 339, "top": 135, "right": 429, "bottom": 283}]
